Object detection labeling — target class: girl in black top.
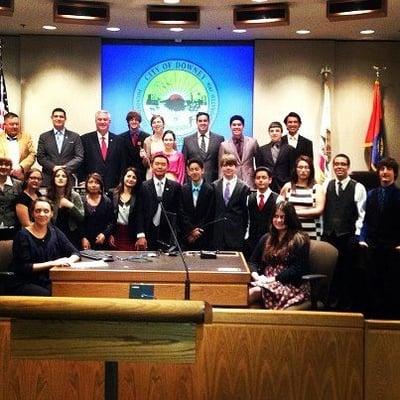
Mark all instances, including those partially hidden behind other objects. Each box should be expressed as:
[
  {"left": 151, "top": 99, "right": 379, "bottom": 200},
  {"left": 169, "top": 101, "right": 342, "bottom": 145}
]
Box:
[{"left": 81, "top": 173, "right": 114, "bottom": 250}]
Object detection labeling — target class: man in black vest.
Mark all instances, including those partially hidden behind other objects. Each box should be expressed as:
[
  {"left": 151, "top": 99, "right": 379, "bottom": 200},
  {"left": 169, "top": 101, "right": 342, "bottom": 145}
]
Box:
[
  {"left": 322, "top": 154, "right": 366, "bottom": 311},
  {"left": 359, "top": 157, "right": 400, "bottom": 318}
]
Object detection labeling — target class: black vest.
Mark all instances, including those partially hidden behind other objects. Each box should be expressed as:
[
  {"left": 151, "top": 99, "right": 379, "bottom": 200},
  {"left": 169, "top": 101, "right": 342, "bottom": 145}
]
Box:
[
  {"left": 248, "top": 191, "right": 277, "bottom": 244},
  {"left": 323, "top": 179, "right": 358, "bottom": 236}
]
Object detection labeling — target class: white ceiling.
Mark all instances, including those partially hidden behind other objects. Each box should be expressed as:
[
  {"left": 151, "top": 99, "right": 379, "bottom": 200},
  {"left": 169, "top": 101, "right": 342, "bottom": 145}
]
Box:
[{"left": 0, "top": 0, "right": 399, "bottom": 41}]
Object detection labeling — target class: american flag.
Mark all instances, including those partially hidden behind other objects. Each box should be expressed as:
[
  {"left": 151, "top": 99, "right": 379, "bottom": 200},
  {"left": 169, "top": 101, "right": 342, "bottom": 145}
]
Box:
[{"left": 0, "top": 39, "right": 9, "bottom": 132}]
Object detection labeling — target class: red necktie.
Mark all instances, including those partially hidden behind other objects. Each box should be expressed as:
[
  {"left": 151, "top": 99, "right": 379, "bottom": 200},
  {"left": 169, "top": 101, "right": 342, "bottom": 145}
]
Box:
[
  {"left": 101, "top": 137, "right": 107, "bottom": 160},
  {"left": 258, "top": 194, "right": 265, "bottom": 210}
]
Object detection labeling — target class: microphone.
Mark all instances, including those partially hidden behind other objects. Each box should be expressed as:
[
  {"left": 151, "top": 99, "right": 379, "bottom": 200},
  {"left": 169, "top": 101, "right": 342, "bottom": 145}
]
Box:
[{"left": 157, "top": 198, "right": 191, "bottom": 300}]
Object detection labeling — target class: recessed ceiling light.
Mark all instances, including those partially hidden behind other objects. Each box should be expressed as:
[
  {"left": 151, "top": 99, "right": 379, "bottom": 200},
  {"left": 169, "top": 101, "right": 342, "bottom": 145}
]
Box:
[
  {"left": 42, "top": 25, "right": 57, "bottom": 30},
  {"left": 252, "top": 0, "right": 268, "bottom": 2},
  {"left": 296, "top": 29, "right": 310, "bottom": 35},
  {"left": 233, "top": 29, "right": 247, "bottom": 34},
  {"left": 106, "top": 27, "right": 120, "bottom": 32},
  {"left": 360, "top": 29, "right": 375, "bottom": 34},
  {"left": 164, "top": 0, "right": 180, "bottom": 3},
  {"left": 170, "top": 27, "right": 183, "bottom": 32}
]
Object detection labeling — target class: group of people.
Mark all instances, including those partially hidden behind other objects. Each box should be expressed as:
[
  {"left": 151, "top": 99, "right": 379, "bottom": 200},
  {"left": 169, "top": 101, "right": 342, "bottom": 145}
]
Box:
[{"left": 0, "top": 108, "right": 399, "bottom": 317}]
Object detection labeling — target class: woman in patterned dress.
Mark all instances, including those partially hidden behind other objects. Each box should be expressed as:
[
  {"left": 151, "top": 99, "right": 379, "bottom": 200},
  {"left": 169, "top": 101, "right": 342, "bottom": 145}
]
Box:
[
  {"left": 248, "top": 201, "right": 310, "bottom": 309},
  {"left": 279, "top": 155, "right": 325, "bottom": 240}
]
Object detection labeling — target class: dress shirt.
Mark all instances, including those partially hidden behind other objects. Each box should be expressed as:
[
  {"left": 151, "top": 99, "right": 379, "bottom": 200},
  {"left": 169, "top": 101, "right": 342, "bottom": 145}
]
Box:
[
  {"left": 197, "top": 131, "right": 210, "bottom": 153},
  {"left": 192, "top": 180, "right": 203, "bottom": 207},
  {"left": 97, "top": 132, "right": 109, "bottom": 147},
  {"left": 287, "top": 133, "right": 299, "bottom": 149},
  {"left": 6, "top": 135, "right": 20, "bottom": 169},
  {"left": 153, "top": 176, "right": 166, "bottom": 196},
  {"left": 222, "top": 176, "right": 237, "bottom": 198},
  {"left": 257, "top": 188, "right": 272, "bottom": 207}
]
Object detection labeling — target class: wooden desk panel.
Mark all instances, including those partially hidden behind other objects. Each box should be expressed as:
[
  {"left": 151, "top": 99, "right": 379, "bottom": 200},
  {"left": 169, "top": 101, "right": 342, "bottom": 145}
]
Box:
[{"left": 51, "top": 252, "right": 250, "bottom": 306}]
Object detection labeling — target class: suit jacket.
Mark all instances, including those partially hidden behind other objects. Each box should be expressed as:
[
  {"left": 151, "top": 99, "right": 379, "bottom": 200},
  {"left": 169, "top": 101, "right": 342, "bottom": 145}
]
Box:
[
  {"left": 182, "top": 132, "right": 224, "bottom": 183},
  {"left": 180, "top": 181, "right": 214, "bottom": 249},
  {"left": 0, "top": 132, "right": 36, "bottom": 172},
  {"left": 119, "top": 129, "right": 150, "bottom": 184},
  {"left": 282, "top": 134, "right": 313, "bottom": 161},
  {"left": 218, "top": 136, "right": 259, "bottom": 189},
  {"left": 37, "top": 129, "right": 84, "bottom": 186},
  {"left": 136, "top": 178, "right": 182, "bottom": 250},
  {"left": 78, "top": 131, "right": 122, "bottom": 190},
  {"left": 255, "top": 141, "right": 295, "bottom": 192},
  {"left": 212, "top": 178, "right": 249, "bottom": 251}
]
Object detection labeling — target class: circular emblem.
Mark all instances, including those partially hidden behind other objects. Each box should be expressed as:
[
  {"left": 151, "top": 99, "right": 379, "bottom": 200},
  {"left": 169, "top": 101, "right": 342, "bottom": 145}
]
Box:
[{"left": 133, "top": 60, "right": 219, "bottom": 143}]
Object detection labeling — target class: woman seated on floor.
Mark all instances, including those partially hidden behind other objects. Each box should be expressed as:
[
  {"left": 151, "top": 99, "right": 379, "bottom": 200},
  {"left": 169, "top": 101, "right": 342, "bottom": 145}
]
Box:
[
  {"left": 248, "top": 201, "right": 310, "bottom": 309},
  {"left": 8, "top": 197, "right": 80, "bottom": 296}
]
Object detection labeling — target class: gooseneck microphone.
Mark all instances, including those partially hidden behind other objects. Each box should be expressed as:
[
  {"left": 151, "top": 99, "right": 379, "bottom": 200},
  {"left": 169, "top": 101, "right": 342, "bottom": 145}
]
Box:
[{"left": 157, "top": 197, "right": 191, "bottom": 300}]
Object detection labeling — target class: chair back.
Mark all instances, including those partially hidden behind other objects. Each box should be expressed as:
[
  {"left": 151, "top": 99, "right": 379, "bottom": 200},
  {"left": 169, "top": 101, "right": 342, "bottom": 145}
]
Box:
[
  {"left": 308, "top": 239, "right": 338, "bottom": 307},
  {"left": 0, "top": 240, "right": 13, "bottom": 294}
]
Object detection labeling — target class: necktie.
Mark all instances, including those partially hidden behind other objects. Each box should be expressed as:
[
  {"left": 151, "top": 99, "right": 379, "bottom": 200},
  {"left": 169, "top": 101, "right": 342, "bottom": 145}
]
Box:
[
  {"left": 224, "top": 181, "right": 231, "bottom": 205},
  {"left": 271, "top": 142, "right": 280, "bottom": 163},
  {"left": 56, "top": 131, "right": 63, "bottom": 153},
  {"left": 153, "top": 181, "right": 163, "bottom": 226},
  {"left": 259, "top": 194, "right": 265, "bottom": 210},
  {"left": 337, "top": 181, "right": 343, "bottom": 196},
  {"left": 101, "top": 136, "right": 107, "bottom": 160},
  {"left": 192, "top": 186, "right": 200, "bottom": 207},
  {"left": 200, "top": 134, "right": 206, "bottom": 153},
  {"left": 378, "top": 187, "right": 386, "bottom": 212},
  {"left": 234, "top": 138, "right": 243, "bottom": 160}
]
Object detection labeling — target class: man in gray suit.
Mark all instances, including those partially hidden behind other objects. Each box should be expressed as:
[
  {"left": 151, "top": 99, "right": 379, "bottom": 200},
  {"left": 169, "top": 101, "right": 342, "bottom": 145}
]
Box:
[
  {"left": 37, "top": 108, "right": 83, "bottom": 186},
  {"left": 182, "top": 112, "right": 224, "bottom": 183}
]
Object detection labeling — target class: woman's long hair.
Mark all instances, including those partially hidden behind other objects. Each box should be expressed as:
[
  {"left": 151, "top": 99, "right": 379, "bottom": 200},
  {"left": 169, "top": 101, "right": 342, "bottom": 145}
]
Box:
[
  {"left": 263, "top": 201, "right": 309, "bottom": 262},
  {"left": 47, "top": 167, "right": 73, "bottom": 201},
  {"left": 22, "top": 168, "right": 42, "bottom": 190},
  {"left": 291, "top": 155, "right": 316, "bottom": 189}
]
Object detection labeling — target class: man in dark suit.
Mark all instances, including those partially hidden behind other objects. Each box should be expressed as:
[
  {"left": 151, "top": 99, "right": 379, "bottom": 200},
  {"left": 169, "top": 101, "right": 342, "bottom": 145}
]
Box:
[
  {"left": 136, "top": 154, "right": 182, "bottom": 251},
  {"left": 212, "top": 153, "right": 249, "bottom": 251},
  {"left": 282, "top": 112, "right": 313, "bottom": 161},
  {"left": 182, "top": 112, "right": 224, "bottom": 183},
  {"left": 255, "top": 121, "right": 295, "bottom": 193},
  {"left": 37, "top": 108, "right": 83, "bottom": 186},
  {"left": 119, "top": 110, "right": 150, "bottom": 184},
  {"left": 78, "top": 110, "right": 122, "bottom": 191},
  {"left": 180, "top": 158, "right": 214, "bottom": 250},
  {"left": 359, "top": 157, "right": 400, "bottom": 318}
]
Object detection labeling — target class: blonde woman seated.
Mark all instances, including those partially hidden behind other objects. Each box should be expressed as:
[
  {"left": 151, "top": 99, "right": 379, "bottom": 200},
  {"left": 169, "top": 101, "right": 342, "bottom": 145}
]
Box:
[{"left": 248, "top": 201, "right": 310, "bottom": 309}]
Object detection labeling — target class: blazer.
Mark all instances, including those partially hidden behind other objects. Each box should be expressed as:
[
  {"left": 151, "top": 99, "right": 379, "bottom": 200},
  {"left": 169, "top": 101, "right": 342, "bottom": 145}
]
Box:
[
  {"left": 78, "top": 131, "right": 122, "bottom": 190},
  {"left": 212, "top": 178, "right": 249, "bottom": 251},
  {"left": 180, "top": 181, "right": 214, "bottom": 249},
  {"left": 182, "top": 132, "right": 224, "bottom": 183},
  {"left": 37, "top": 129, "right": 84, "bottom": 186},
  {"left": 218, "top": 136, "right": 259, "bottom": 189},
  {"left": 136, "top": 178, "right": 182, "bottom": 249},
  {"left": 255, "top": 141, "right": 295, "bottom": 193},
  {"left": 0, "top": 132, "right": 36, "bottom": 172},
  {"left": 119, "top": 129, "right": 150, "bottom": 184},
  {"left": 281, "top": 134, "right": 313, "bottom": 161}
]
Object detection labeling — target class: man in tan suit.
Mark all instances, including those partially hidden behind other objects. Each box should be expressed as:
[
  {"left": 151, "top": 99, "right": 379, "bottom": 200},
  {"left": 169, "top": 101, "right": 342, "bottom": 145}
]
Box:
[{"left": 0, "top": 112, "right": 36, "bottom": 180}]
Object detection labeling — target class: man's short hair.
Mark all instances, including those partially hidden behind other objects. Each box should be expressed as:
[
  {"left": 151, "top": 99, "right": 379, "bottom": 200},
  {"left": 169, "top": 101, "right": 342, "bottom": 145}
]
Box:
[
  {"left": 255, "top": 166, "right": 273, "bottom": 178},
  {"left": 230, "top": 115, "right": 245, "bottom": 126},
  {"left": 126, "top": 110, "right": 142, "bottom": 123},
  {"left": 51, "top": 108, "right": 66, "bottom": 118},
  {"left": 333, "top": 153, "right": 350, "bottom": 166},
  {"left": 0, "top": 157, "right": 12, "bottom": 167},
  {"left": 283, "top": 112, "right": 302, "bottom": 125},
  {"left": 151, "top": 153, "right": 170, "bottom": 166},
  {"left": 220, "top": 153, "right": 237, "bottom": 167},
  {"left": 196, "top": 112, "right": 209, "bottom": 122},
  {"left": 95, "top": 110, "right": 111, "bottom": 119},
  {"left": 268, "top": 121, "right": 283, "bottom": 132},
  {"left": 377, "top": 157, "right": 399, "bottom": 179},
  {"left": 187, "top": 158, "right": 204, "bottom": 169},
  {"left": 4, "top": 112, "right": 18, "bottom": 121}
]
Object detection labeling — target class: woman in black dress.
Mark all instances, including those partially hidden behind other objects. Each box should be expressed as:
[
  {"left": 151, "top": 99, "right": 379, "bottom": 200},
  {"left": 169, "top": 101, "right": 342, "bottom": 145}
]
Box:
[
  {"left": 47, "top": 167, "right": 84, "bottom": 248},
  {"left": 15, "top": 168, "right": 43, "bottom": 227},
  {"left": 81, "top": 173, "right": 114, "bottom": 250},
  {"left": 9, "top": 197, "right": 80, "bottom": 296},
  {"left": 109, "top": 167, "right": 141, "bottom": 251}
]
